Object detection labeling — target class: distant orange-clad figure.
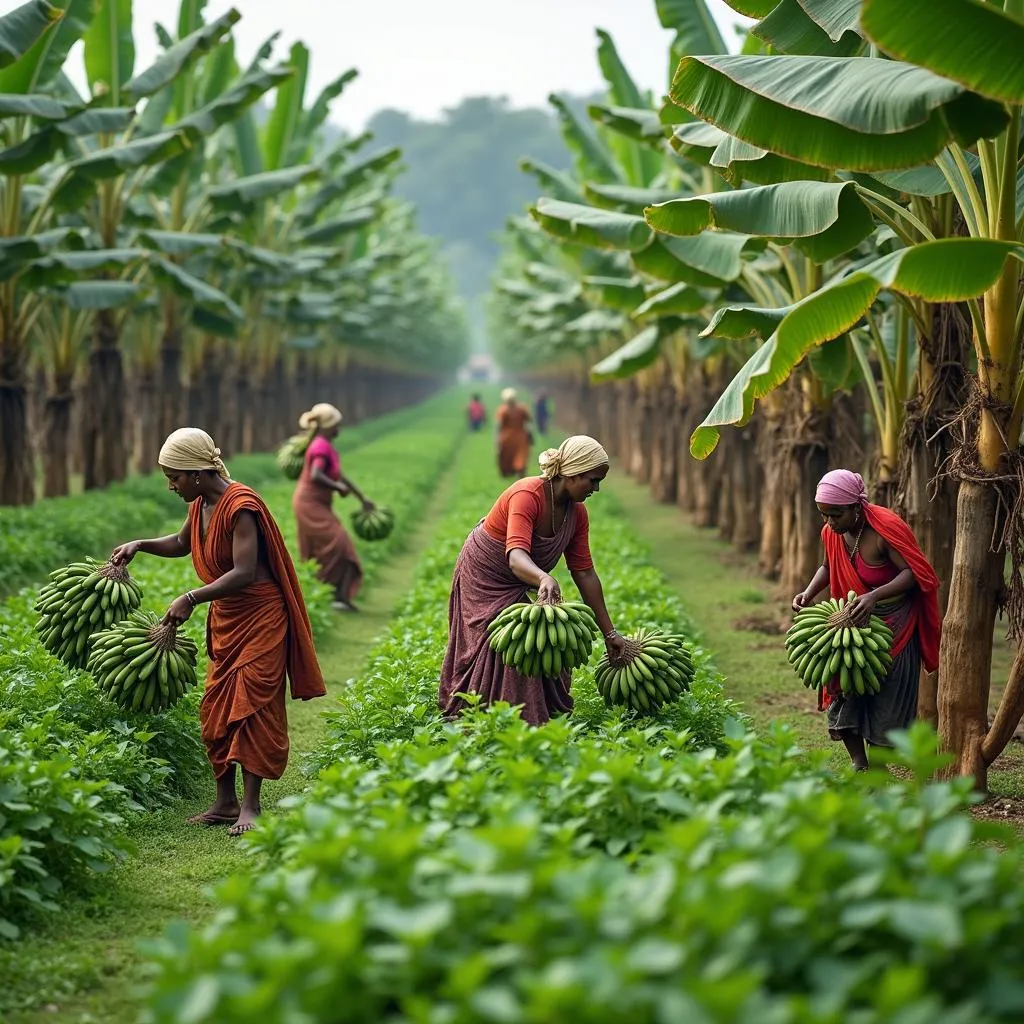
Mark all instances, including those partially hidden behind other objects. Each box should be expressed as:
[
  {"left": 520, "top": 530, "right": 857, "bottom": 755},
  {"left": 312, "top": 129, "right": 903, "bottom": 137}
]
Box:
[
  {"left": 495, "top": 387, "right": 532, "bottom": 478},
  {"left": 111, "top": 427, "right": 326, "bottom": 837}
]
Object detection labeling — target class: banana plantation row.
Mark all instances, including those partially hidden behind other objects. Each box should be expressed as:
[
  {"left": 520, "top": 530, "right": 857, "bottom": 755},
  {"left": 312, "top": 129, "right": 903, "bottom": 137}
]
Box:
[
  {"left": 487, "top": 0, "right": 1024, "bottom": 786},
  {"left": 0, "top": 0, "right": 468, "bottom": 506}
]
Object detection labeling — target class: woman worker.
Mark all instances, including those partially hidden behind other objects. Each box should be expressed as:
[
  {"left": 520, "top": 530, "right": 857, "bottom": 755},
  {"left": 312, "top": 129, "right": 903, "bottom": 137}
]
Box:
[
  {"left": 111, "top": 428, "right": 326, "bottom": 835},
  {"left": 495, "top": 387, "right": 532, "bottom": 479},
  {"left": 439, "top": 435, "right": 628, "bottom": 725},
  {"left": 792, "top": 469, "right": 942, "bottom": 771},
  {"left": 291, "top": 403, "right": 375, "bottom": 612}
]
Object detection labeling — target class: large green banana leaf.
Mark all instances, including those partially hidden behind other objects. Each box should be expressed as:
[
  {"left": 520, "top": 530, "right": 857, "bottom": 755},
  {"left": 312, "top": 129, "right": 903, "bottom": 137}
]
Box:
[
  {"left": 655, "top": 0, "right": 726, "bottom": 64},
  {"left": 520, "top": 159, "right": 586, "bottom": 204},
  {"left": 645, "top": 180, "right": 876, "bottom": 262},
  {"left": 583, "top": 182, "right": 681, "bottom": 213},
  {"left": 549, "top": 93, "right": 622, "bottom": 184},
  {"left": 633, "top": 281, "right": 709, "bottom": 320},
  {"left": 591, "top": 324, "right": 662, "bottom": 381},
  {"left": 0, "top": 0, "right": 89, "bottom": 92},
  {"left": 83, "top": 0, "right": 133, "bottom": 104},
  {"left": 670, "top": 54, "right": 1008, "bottom": 170},
  {"left": 0, "top": 106, "right": 133, "bottom": 174},
  {"left": 582, "top": 276, "right": 646, "bottom": 312},
  {"left": 531, "top": 199, "right": 652, "bottom": 252},
  {"left": 632, "top": 232, "right": 762, "bottom": 286},
  {"left": 207, "top": 164, "right": 318, "bottom": 214},
  {"left": 754, "top": 0, "right": 862, "bottom": 57},
  {"left": 861, "top": 0, "right": 1024, "bottom": 105},
  {"left": 262, "top": 40, "right": 307, "bottom": 171},
  {"left": 690, "top": 239, "right": 1024, "bottom": 458}
]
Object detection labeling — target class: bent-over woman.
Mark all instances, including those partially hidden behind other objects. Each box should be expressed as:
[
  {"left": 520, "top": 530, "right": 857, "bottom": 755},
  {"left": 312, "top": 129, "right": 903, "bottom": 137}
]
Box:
[
  {"left": 495, "top": 387, "right": 532, "bottom": 479},
  {"left": 291, "top": 403, "right": 375, "bottom": 612},
  {"left": 111, "top": 428, "right": 326, "bottom": 835},
  {"left": 440, "top": 435, "right": 628, "bottom": 726},
  {"left": 793, "top": 469, "right": 942, "bottom": 770}
]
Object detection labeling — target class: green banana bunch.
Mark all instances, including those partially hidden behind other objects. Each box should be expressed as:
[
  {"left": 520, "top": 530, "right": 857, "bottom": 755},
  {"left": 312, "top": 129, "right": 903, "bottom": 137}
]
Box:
[
  {"left": 277, "top": 433, "right": 311, "bottom": 480},
  {"left": 88, "top": 610, "right": 200, "bottom": 714},
  {"left": 34, "top": 558, "right": 144, "bottom": 669},
  {"left": 785, "top": 590, "right": 895, "bottom": 697},
  {"left": 487, "top": 600, "right": 599, "bottom": 678},
  {"left": 351, "top": 506, "right": 395, "bottom": 542},
  {"left": 594, "top": 627, "right": 694, "bottom": 714}
]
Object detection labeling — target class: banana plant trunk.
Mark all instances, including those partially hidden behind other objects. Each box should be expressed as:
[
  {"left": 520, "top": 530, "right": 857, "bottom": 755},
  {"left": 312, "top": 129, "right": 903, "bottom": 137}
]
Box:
[
  {"left": 83, "top": 310, "right": 128, "bottom": 490},
  {"left": 159, "top": 323, "right": 185, "bottom": 445},
  {"left": 0, "top": 335, "right": 34, "bottom": 505},
  {"left": 757, "top": 412, "right": 786, "bottom": 578},
  {"left": 135, "top": 368, "right": 162, "bottom": 473},
  {"left": 729, "top": 425, "right": 761, "bottom": 551},
  {"left": 42, "top": 374, "right": 74, "bottom": 498}
]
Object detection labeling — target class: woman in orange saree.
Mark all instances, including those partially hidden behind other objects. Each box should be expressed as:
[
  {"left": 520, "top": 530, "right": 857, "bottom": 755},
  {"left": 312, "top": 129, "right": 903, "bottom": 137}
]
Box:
[
  {"left": 495, "top": 387, "right": 532, "bottom": 478},
  {"left": 112, "top": 428, "right": 325, "bottom": 835}
]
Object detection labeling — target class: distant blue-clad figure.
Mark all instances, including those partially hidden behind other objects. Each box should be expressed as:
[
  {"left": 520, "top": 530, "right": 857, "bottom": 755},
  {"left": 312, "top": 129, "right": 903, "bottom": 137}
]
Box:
[{"left": 535, "top": 392, "right": 550, "bottom": 435}]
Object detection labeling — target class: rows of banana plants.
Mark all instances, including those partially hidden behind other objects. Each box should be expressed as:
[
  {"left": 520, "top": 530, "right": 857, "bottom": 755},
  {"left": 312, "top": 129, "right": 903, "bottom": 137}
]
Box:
[
  {"left": 142, "top": 431, "right": 1024, "bottom": 1023},
  {"left": 0, "top": 0, "right": 469, "bottom": 506},
  {"left": 0, "top": 392, "right": 467, "bottom": 939},
  {"left": 488, "top": 0, "right": 1024, "bottom": 786}
]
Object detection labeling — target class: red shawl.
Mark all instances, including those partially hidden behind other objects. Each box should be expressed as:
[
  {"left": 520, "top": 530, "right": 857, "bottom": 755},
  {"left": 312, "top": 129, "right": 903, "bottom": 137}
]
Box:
[{"left": 821, "top": 502, "right": 942, "bottom": 672}]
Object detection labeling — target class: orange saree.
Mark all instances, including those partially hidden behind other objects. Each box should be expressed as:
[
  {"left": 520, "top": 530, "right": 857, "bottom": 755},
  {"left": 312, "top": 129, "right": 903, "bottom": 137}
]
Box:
[
  {"left": 188, "top": 483, "right": 326, "bottom": 780},
  {"left": 496, "top": 403, "right": 531, "bottom": 477}
]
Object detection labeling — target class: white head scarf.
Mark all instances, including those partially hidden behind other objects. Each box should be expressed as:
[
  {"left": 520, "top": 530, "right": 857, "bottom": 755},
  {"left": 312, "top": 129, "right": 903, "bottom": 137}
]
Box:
[
  {"left": 299, "top": 403, "right": 343, "bottom": 431},
  {"left": 158, "top": 427, "right": 230, "bottom": 480},
  {"left": 501, "top": 387, "right": 517, "bottom": 403},
  {"left": 538, "top": 435, "right": 609, "bottom": 480}
]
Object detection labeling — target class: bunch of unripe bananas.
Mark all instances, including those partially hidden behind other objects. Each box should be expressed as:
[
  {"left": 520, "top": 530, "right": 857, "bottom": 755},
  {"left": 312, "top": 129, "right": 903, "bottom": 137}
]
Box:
[
  {"left": 487, "top": 600, "right": 598, "bottom": 678},
  {"left": 88, "top": 610, "right": 200, "bottom": 713},
  {"left": 351, "top": 506, "right": 394, "bottom": 542},
  {"left": 35, "top": 559, "right": 144, "bottom": 668},
  {"left": 276, "top": 433, "right": 310, "bottom": 480},
  {"left": 786, "top": 591, "right": 894, "bottom": 696},
  {"left": 595, "top": 627, "right": 694, "bottom": 713}
]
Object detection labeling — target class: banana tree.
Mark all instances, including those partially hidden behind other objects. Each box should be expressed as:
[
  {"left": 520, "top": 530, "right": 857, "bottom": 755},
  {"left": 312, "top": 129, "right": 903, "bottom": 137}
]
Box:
[{"left": 661, "top": 0, "right": 1024, "bottom": 785}]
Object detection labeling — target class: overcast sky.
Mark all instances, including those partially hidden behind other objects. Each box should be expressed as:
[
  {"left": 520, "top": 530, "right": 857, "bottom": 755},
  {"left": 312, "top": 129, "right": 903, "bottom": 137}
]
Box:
[{"left": 51, "top": 0, "right": 748, "bottom": 130}]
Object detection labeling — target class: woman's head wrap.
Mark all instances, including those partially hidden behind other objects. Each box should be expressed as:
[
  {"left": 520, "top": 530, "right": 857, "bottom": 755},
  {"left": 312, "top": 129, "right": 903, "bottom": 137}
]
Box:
[
  {"left": 815, "top": 469, "right": 868, "bottom": 506},
  {"left": 299, "top": 403, "right": 343, "bottom": 431},
  {"left": 539, "top": 435, "right": 609, "bottom": 481},
  {"left": 158, "top": 427, "right": 230, "bottom": 480},
  {"left": 501, "top": 387, "right": 517, "bottom": 403}
]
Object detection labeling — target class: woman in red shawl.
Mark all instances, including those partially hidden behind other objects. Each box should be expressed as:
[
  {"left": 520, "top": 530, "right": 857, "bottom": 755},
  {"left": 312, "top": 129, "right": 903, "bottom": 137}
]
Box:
[
  {"left": 792, "top": 469, "right": 942, "bottom": 770},
  {"left": 112, "top": 428, "right": 326, "bottom": 835}
]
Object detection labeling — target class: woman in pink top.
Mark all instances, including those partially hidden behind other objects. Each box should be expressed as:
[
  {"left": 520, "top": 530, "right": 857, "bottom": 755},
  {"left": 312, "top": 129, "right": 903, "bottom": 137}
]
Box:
[{"left": 291, "top": 403, "right": 375, "bottom": 611}]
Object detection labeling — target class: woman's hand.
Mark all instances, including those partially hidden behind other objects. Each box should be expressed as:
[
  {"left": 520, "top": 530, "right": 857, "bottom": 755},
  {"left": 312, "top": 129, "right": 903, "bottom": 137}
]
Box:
[
  {"left": 362, "top": 498, "right": 376, "bottom": 513},
  {"left": 792, "top": 591, "right": 813, "bottom": 613},
  {"left": 335, "top": 482, "right": 351, "bottom": 498},
  {"left": 605, "top": 631, "right": 629, "bottom": 662},
  {"left": 537, "top": 574, "right": 562, "bottom": 605},
  {"left": 111, "top": 540, "right": 142, "bottom": 566},
  {"left": 163, "top": 594, "right": 195, "bottom": 627},
  {"left": 846, "top": 592, "right": 877, "bottom": 627}
]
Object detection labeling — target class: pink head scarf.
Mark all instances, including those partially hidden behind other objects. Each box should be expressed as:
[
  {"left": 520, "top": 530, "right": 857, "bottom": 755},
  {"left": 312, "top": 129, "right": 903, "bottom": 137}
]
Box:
[{"left": 815, "top": 469, "right": 868, "bottom": 506}]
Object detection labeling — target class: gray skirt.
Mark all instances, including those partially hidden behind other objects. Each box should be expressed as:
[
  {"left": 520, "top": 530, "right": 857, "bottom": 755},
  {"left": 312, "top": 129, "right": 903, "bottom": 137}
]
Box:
[{"left": 827, "top": 633, "right": 920, "bottom": 748}]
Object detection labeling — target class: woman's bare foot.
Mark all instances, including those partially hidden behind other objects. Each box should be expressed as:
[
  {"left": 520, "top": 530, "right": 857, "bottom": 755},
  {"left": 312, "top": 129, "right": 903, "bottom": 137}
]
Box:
[
  {"left": 227, "top": 804, "right": 260, "bottom": 837},
  {"left": 186, "top": 802, "right": 240, "bottom": 826}
]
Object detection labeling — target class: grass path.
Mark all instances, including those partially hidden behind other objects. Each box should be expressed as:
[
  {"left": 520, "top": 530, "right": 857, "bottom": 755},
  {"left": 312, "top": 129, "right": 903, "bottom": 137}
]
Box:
[
  {"left": 3, "top": 471, "right": 456, "bottom": 1024},
  {"left": 608, "top": 473, "right": 1024, "bottom": 796}
]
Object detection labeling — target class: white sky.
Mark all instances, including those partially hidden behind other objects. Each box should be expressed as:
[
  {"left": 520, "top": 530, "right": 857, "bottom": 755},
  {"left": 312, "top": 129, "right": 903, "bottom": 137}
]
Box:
[{"left": 35, "top": 0, "right": 748, "bottom": 130}]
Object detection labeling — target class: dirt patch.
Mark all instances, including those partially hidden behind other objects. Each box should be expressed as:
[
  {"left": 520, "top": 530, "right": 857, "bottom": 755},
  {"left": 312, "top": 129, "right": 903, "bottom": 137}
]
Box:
[
  {"left": 756, "top": 690, "right": 816, "bottom": 716},
  {"left": 733, "top": 613, "right": 788, "bottom": 635},
  {"left": 971, "top": 796, "right": 1024, "bottom": 828}
]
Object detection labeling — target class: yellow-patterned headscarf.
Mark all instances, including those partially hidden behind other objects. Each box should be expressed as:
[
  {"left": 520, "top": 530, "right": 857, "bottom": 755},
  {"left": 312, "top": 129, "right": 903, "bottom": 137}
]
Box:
[
  {"left": 538, "top": 435, "right": 609, "bottom": 480},
  {"left": 158, "top": 427, "right": 230, "bottom": 480}
]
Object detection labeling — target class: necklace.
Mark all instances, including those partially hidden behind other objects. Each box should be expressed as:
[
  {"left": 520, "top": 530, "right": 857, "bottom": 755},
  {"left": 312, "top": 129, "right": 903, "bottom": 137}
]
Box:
[
  {"left": 846, "top": 515, "right": 866, "bottom": 564},
  {"left": 547, "top": 480, "right": 558, "bottom": 534}
]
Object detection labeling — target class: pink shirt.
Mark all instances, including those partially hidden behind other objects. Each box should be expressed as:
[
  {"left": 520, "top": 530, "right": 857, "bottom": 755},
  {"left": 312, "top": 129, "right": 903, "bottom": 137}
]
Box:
[{"left": 305, "top": 435, "right": 340, "bottom": 480}]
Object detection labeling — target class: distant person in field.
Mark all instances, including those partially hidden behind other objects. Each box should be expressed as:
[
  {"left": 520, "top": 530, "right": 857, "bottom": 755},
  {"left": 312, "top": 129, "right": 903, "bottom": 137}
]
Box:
[
  {"left": 792, "top": 469, "right": 942, "bottom": 771},
  {"left": 495, "top": 387, "right": 532, "bottom": 478},
  {"left": 291, "top": 403, "right": 376, "bottom": 612},
  {"left": 535, "top": 391, "right": 551, "bottom": 435},
  {"left": 111, "top": 428, "right": 326, "bottom": 835},
  {"left": 440, "top": 435, "right": 628, "bottom": 726},
  {"left": 467, "top": 393, "right": 486, "bottom": 432}
]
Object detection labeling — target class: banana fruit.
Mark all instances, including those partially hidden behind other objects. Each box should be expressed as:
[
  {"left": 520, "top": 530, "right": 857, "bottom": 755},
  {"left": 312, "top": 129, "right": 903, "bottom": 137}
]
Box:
[
  {"left": 487, "top": 600, "right": 599, "bottom": 678},
  {"left": 594, "top": 626, "right": 694, "bottom": 714},
  {"left": 34, "top": 558, "right": 144, "bottom": 669},
  {"left": 351, "top": 506, "right": 395, "bottom": 542},
  {"left": 785, "top": 590, "right": 894, "bottom": 696},
  {"left": 88, "top": 610, "right": 200, "bottom": 713},
  {"left": 276, "top": 433, "right": 311, "bottom": 480}
]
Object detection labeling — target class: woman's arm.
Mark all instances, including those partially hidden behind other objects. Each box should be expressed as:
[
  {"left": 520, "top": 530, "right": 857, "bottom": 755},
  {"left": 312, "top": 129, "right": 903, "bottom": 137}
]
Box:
[
  {"left": 163, "top": 512, "right": 260, "bottom": 625},
  {"left": 508, "top": 548, "right": 561, "bottom": 604},
  {"left": 570, "top": 568, "right": 629, "bottom": 658},
  {"left": 337, "top": 473, "right": 373, "bottom": 509},
  {"left": 847, "top": 545, "right": 916, "bottom": 626},
  {"left": 793, "top": 562, "right": 830, "bottom": 611},
  {"left": 111, "top": 520, "right": 190, "bottom": 564}
]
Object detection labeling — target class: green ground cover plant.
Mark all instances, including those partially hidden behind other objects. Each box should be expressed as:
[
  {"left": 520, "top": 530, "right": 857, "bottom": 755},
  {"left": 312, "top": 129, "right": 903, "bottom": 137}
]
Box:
[{"left": 0, "top": 394, "right": 469, "bottom": 939}]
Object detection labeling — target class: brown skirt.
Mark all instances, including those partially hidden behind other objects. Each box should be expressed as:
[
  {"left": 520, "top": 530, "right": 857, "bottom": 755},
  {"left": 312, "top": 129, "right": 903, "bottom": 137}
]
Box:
[
  {"left": 438, "top": 522, "right": 574, "bottom": 726},
  {"left": 292, "top": 480, "right": 362, "bottom": 602}
]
